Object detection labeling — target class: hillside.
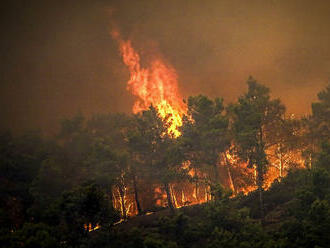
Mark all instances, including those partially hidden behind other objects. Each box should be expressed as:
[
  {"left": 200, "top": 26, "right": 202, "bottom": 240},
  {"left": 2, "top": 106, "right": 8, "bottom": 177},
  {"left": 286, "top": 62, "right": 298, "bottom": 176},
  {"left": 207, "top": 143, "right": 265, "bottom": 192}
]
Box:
[{"left": 96, "top": 166, "right": 330, "bottom": 248}]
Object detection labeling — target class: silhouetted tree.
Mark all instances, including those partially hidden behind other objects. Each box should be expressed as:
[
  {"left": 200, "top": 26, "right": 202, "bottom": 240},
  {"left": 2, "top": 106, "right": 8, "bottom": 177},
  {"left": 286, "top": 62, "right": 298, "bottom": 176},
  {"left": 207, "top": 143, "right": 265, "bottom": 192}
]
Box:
[
  {"left": 129, "top": 106, "right": 186, "bottom": 212},
  {"left": 230, "top": 77, "right": 285, "bottom": 220},
  {"left": 181, "top": 95, "right": 229, "bottom": 199}
]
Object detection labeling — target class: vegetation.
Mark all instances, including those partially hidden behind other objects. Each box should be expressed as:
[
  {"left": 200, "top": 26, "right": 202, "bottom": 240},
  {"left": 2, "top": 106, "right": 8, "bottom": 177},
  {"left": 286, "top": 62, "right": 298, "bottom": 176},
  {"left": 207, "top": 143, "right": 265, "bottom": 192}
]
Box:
[{"left": 0, "top": 79, "right": 329, "bottom": 247}]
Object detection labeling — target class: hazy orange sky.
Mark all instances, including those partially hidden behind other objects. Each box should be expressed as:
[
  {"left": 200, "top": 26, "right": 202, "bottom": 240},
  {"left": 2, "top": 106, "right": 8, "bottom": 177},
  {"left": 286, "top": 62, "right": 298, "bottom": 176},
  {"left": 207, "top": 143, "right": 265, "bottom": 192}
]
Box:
[{"left": 1, "top": 0, "right": 329, "bottom": 134}]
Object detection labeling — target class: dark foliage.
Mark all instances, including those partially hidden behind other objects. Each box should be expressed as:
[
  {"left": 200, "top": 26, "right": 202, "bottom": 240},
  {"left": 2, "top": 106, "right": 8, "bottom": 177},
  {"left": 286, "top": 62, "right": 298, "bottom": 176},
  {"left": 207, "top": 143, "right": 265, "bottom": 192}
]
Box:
[{"left": 1, "top": 83, "right": 329, "bottom": 247}]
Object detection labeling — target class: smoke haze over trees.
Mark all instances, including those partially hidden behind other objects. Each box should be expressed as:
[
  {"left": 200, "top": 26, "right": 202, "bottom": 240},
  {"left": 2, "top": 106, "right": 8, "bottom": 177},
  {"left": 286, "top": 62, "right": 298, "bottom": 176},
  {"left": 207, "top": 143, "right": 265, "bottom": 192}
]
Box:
[{"left": 1, "top": 0, "right": 330, "bottom": 134}]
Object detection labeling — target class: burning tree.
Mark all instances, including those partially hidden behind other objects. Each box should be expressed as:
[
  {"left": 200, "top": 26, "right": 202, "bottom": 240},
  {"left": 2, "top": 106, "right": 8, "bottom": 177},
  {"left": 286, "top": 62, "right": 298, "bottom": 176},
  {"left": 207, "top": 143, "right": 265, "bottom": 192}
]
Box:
[
  {"left": 128, "top": 106, "right": 187, "bottom": 213},
  {"left": 230, "top": 77, "right": 285, "bottom": 220},
  {"left": 265, "top": 116, "right": 304, "bottom": 182},
  {"left": 86, "top": 113, "right": 134, "bottom": 219},
  {"left": 180, "top": 95, "right": 230, "bottom": 199}
]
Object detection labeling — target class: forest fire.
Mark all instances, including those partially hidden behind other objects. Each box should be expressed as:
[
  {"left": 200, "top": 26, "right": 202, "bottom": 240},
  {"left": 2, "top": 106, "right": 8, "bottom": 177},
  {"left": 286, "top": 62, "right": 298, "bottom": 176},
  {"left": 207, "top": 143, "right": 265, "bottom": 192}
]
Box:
[
  {"left": 109, "top": 144, "right": 305, "bottom": 218},
  {"left": 109, "top": 31, "right": 307, "bottom": 218},
  {"left": 3, "top": 1, "right": 330, "bottom": 246},
  {"left": 112, "top": 30, "right": 186, "bottom": 137}
]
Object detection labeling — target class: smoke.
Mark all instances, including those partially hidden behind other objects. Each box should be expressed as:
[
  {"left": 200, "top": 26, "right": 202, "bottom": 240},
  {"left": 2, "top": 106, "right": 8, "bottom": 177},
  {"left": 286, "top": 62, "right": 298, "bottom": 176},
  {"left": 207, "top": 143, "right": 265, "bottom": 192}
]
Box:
[{"left": 1, "top": 0, "right": 329, "bottom": 134}]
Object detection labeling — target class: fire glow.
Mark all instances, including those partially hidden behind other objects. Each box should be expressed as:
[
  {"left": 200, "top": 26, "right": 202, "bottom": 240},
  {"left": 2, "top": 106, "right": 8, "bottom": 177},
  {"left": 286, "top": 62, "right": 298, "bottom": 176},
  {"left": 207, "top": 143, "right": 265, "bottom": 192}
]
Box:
[
  {"left": 112, "top": 30, "right": 186, "bottom": 137},
  {"left": 110, "top": 31, "right": 306, "bottom": 218}
]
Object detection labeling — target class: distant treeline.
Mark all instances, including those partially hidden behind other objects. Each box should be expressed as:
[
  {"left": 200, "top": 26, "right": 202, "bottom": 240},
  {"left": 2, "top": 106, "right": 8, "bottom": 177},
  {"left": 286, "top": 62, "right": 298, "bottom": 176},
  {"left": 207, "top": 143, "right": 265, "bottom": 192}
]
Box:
[{"left": 0, "top": 77, "right": 329, "bottom": 247}]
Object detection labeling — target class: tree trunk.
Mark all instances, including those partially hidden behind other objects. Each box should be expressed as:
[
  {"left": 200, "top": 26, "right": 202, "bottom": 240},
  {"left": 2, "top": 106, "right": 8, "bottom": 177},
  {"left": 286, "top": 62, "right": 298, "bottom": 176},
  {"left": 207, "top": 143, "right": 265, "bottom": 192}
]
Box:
[
  {"left": 206, "top": 185, "right": 210, "bottom": 202},
  {"left": 195, "top": 181, "right": 199, "bottom": 201},
  {"left": 118, "top": 185, "right": 127, "bottom": 219},
  {"left": 164, "top": 183, "right": 175, "bottom": 213},
  {"left": 258, "top": 127, "right": 265, "bottom": 223},
  {"left": 279, "top": 152, "right": 283, "bottom": 178},
  {"left": 213, "top": 149, "right": 221, "bottom": 184},
  {"left": 258, "top": 184, "right": 265, "bottom": 224},
  {"left": 277, "top": 143, "right": 283, "bottom": 179},
  {"left": 132, "top": 175, "right": 142, "bottom": 215},
  {"left": 256, "top": 164, "right": 265, "bottom": 223},
  {"left": 194, "top": 168, "right": 199, "bottom": 201},
  {"left": 170, "top": 184, "right": 178, "bottom": 208},
  {"left": 227, "top": 167, "right": 235, "bottom": 194},
  {"left": 224, "top": 153, "right": 236, "bottom": 194}
]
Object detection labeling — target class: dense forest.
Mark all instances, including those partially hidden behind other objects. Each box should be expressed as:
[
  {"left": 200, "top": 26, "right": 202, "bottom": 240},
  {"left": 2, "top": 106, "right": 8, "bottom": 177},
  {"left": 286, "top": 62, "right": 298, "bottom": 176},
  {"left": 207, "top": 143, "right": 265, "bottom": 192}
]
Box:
[{"left": 1, "top": 78, "right": 330, "bottom": 247}]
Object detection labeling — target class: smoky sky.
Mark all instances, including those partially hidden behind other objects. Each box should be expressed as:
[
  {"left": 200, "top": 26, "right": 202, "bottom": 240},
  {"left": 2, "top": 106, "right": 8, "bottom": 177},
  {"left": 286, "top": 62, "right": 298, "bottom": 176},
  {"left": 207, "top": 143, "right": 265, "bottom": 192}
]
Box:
[{"left": 1, "top": 0, "right": 329, "bottom": 134}]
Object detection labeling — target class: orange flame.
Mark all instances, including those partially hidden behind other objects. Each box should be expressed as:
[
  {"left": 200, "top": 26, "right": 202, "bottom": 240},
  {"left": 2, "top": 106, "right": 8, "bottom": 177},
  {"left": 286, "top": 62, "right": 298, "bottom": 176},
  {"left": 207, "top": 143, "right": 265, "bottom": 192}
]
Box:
[{"left": 112, "top": 30, "right": 186, "bottom": 137}]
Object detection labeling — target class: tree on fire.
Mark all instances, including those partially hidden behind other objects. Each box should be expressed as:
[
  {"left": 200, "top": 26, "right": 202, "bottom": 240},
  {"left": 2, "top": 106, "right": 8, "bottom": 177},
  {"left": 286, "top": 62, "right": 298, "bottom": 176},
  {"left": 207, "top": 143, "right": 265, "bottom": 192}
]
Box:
[
  {"left": 180, "top": 95, "right": 230, "bottom": 199},
  {"left": 1, "top": 83, "right": 330, "bottom": 247},
  {"left": 229, "top": 77, "right": 285, "bottom": 219},
  {"left": 265, "top": 115, "right": 303, "bottom": 179},
  {"left": 86, "top": 113, "right": 134, "bottom": 219},
  {"left": 128, "top": 106, "right": 187, "bottom": 213}
]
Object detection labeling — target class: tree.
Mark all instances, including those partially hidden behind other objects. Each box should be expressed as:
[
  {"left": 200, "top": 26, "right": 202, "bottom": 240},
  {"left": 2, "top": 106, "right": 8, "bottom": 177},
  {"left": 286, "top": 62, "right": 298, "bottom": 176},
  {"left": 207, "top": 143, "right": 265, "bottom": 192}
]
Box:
[
  {"left": 0, "top": 130, "right": 50, "bottom": 230},
  {"left": 129, "top": 106, "right": 186, "bottom": 213},
  {"left": 315, "top": 142, "right": 330, "bottom": 171},
  {"left": 87, "top": 135, "right": 130, "bottom": 219},
  {"left": 311, "top": 85, "right": 330, "bottom": 142},
  {"left": 58, "top": 183, "right": 119, "bottom": 246},
  {"left": 303, "top": 85, "right": 330, "bottom": 169},
  {"left": 29, "top": 157, "right": 70, "bottom": 225},
  {"left": 266, "top": 116, "right": 304, "bottom": 179},
  {"left": 10, "top": 223, "right": 58, "bottom": 248},
  {"left": 57, "top": 113, "right": 93, "bottom": 184},
  {"left": 86, "top": 113, "right": 138, "bottom": 218},
  {"left": 229, "top": 77, "right": 285, "bottom": 220},
  {"left": 180, "top": 95, "right": 229, "bottom": 199}
]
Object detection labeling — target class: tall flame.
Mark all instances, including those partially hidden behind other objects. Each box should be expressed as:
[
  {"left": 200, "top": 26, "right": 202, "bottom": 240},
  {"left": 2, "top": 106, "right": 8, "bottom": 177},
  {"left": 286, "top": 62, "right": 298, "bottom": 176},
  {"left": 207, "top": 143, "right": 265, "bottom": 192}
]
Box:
[{"left": 112, "top": 30, "right": 186, "bottom": 137}]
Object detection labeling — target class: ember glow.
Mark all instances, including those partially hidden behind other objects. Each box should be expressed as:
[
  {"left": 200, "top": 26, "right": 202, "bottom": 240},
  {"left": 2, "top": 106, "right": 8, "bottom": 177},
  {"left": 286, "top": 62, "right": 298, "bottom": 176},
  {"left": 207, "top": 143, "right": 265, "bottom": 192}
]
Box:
[{"left": 112, "top": 30, "right": 186, "bottom": 137}]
